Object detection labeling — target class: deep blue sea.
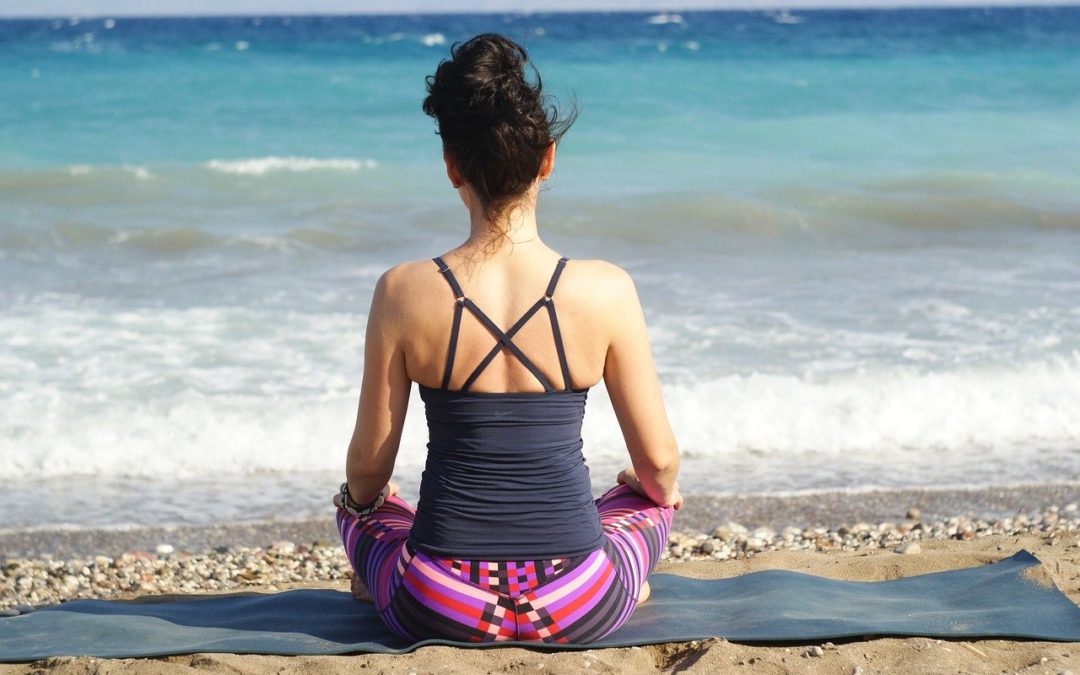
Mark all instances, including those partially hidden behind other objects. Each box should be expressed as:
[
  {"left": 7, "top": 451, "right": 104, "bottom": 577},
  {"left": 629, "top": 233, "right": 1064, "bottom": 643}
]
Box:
[{"left": 2, "top": 8, "right": 1079, "bottom": 530}]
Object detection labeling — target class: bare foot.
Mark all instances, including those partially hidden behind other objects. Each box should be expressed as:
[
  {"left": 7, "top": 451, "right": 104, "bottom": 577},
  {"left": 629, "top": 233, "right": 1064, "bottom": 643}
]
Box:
[
  {"left": 636, "top": 580, "right": 651, "bottom": 606},
  {"left": 351, "top": 574, "right": 373, "bottom": 603}
]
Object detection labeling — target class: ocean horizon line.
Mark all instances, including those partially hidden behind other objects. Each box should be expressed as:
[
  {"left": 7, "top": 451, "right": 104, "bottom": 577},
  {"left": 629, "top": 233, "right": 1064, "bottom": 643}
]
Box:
[{"left": 4, "top": 1, "right": 1080, "bottom": 21}]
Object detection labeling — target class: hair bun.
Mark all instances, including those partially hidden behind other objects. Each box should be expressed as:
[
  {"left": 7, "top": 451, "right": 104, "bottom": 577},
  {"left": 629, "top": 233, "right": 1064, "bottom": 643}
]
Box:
[
  {"left": 422, "top": 33, "right": 576, "bottom": 223},
  {"left": 425, "top": 35, "right": 534, "bottom": 126}
]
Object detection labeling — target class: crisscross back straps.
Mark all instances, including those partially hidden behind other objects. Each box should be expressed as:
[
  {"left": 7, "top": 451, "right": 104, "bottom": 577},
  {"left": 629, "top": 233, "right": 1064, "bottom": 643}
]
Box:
[
  {"left": 459, "top": 297, "right": 555, "bottom": 392},
  {"left": 431, "top": 256, "right": 574, "bottom": 392}
]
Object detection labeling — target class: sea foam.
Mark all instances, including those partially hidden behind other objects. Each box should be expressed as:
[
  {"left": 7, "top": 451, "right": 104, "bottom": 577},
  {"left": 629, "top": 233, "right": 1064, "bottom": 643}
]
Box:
[
  {"left": 203, "top": 157, "right": 377, "bottom": 175},
  {"left": 646, "top": 13, "right": 684, "bottom": 25},
  {"left": 3, "top": 308, "right": 1079, "bottom": 490}
]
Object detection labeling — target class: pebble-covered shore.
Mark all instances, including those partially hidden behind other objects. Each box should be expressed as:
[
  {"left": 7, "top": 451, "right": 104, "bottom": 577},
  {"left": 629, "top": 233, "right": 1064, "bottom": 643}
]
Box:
[
  {"left": 3, "top": 504, "right": 1077, "bottom": 613},
  {"left": 4, "top": 483, "right": 1078, "bottom": 561}
]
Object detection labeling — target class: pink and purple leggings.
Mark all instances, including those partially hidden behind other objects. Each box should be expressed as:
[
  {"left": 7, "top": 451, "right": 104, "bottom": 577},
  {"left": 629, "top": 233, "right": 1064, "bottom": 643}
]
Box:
[{"left": 336, "top": 484, "right": 673, "bottom": 643}]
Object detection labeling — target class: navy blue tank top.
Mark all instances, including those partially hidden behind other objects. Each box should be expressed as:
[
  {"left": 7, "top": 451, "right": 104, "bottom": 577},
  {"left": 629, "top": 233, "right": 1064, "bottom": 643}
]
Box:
[{"left": 408, "top": 256, "right": 605, "bottom": 559}]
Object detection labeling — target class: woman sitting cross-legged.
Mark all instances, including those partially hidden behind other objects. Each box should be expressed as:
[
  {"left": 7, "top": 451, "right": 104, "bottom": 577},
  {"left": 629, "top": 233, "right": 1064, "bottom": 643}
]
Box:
[{"left": 334, "top": 33, "right": 682, "bottom": 644}]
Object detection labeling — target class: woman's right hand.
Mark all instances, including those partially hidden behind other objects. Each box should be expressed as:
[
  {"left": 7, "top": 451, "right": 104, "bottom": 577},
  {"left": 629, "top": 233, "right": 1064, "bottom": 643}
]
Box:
[{"left": 617, "top": 467, "right": 683, "bottom": 510}]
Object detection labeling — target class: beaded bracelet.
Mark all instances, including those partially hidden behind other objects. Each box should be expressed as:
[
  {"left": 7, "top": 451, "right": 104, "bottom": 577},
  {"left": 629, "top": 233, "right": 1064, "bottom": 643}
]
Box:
[{"left": 338, "top": 482, "right": 386, "bottom": 517}]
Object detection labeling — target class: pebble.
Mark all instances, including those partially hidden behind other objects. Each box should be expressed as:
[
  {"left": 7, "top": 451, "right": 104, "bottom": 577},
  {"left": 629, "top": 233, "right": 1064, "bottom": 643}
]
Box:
[
  {"left": 270, "top": 540, "right": 297, "bottom": 555},
  {"left": 155, "top": 544, "right": 175, "bottom": 556},
  {"left": 804, "top": 646, "right": 824, "bottom": 657},
  {"left": 906, "top": 508, "right": 921, "bottom": 520},
  {"left": 712, "top": 522, "right": 748, "bottom": 541},
  {"left": 0, "top": 608, "right": 19, "bottom": 617},
  {"left": 895, "top": 541, "right": 922, "bottom": 555},
  {"left": 782, "top": 526, "right": 802, "bottom": 539},
  {"left": 753, "top": 527, "right": 776, "bottom": 541}
]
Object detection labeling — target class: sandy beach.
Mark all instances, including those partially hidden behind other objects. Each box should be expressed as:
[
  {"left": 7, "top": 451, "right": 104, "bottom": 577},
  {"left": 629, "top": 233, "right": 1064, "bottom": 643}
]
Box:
[{"left": 3, "top": 490, "right": 1079, "bottom": 674}]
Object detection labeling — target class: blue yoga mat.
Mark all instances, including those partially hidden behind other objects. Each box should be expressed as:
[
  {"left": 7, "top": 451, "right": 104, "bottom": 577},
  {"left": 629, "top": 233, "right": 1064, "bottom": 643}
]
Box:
[{"left": 2, "top": 550, "right": 1078, "bottom": 661}]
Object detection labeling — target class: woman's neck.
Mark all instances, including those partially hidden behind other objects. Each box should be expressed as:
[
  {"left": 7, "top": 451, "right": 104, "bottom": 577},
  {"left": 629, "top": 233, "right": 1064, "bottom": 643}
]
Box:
[{"left": 463, "top": 200, "right": 542, "bottom": 258}]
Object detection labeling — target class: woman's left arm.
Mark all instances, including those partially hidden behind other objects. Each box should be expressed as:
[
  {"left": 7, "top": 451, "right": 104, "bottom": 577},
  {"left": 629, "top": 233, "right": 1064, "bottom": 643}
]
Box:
[{"left": 343, "top": 267, "right": 412, "bottom": 504}]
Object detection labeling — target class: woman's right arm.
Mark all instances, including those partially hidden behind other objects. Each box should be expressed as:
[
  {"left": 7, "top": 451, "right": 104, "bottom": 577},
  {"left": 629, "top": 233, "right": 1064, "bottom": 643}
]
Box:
[{"left": 600, "top": 265, "right": 682, "bottom": 509}]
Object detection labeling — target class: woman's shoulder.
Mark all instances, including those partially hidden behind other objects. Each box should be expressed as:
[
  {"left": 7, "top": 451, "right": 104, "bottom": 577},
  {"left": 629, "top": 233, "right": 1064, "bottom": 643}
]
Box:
[
  {"left": 561, "top": 258, "right": 640, "bottom": 306},
  {"left": 564, "top": 258, "right": 634, "bottom": 286},
  {"left": 372, "top": 258, "right": 442, "bottom": 296}
]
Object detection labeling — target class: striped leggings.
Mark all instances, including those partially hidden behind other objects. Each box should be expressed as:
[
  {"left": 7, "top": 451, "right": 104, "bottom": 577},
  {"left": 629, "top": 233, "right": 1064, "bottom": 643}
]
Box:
[{"left": 336, "top": 484, "right": 673, "bottom": 644}]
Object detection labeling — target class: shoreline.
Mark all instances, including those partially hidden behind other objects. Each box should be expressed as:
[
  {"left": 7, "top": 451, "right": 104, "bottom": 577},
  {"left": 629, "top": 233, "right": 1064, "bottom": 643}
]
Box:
[{"left": 2, "top": 483, "right": 1077, "bottom": 559}]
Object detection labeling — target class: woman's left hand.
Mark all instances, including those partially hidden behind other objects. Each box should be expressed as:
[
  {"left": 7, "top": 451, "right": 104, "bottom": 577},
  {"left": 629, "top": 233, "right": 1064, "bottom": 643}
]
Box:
[{"left": 617, "top": 468, "right": 682, "bottom": 510}]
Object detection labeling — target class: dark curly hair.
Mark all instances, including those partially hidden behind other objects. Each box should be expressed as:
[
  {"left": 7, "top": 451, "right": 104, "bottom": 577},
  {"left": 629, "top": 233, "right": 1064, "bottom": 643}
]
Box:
[{"left": 422, "top": 33, "right": 575, "bottom": 225}]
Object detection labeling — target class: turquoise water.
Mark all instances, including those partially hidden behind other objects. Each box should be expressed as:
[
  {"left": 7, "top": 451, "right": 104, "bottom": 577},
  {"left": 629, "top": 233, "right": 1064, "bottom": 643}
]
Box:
[{"left": 1, "top": 9, "right": 1079, "bottom": 530}]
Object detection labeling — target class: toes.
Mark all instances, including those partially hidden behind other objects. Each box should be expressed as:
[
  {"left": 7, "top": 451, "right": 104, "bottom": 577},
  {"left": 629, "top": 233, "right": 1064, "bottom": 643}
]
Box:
[
  {"left": 636, "top": 580, "right": 651, "bottom": 606},
  {"left": 351, "top": 575, "right": 374, "bottom": 602}
]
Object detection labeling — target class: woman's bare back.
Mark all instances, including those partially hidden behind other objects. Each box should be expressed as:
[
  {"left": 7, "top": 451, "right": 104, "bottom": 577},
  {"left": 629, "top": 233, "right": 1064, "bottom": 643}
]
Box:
[{"left": 383, "top": 248, "right": 626, "bottom": 394}]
